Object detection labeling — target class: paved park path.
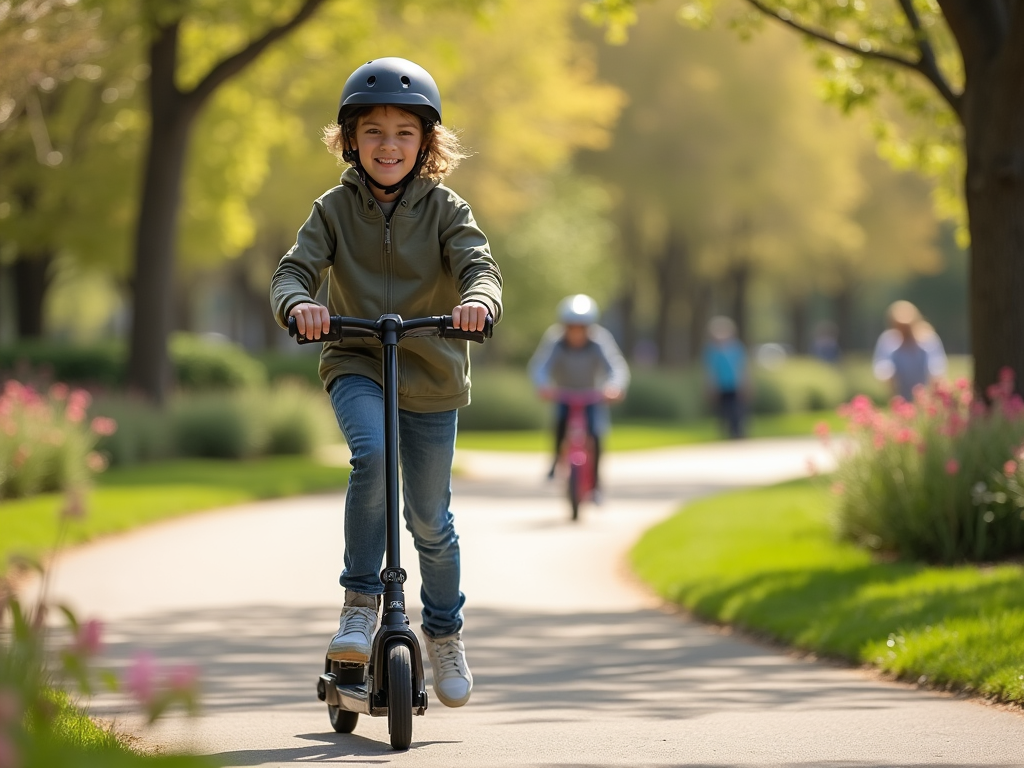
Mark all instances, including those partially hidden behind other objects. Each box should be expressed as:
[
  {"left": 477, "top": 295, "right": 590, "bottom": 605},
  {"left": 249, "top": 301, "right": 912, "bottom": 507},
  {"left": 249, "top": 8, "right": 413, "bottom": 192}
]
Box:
[{"left": 41, "top": 438, "right": 1024, "bottom": 767}]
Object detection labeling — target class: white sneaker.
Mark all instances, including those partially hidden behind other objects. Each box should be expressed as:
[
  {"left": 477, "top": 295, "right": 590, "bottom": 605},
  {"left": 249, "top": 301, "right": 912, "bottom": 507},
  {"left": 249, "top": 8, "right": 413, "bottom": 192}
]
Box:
[
  {"left": 327, "top": 592, "right": 379, "bottom": 663},
  {"left": 425, "top": 633, "right": 473, "bottom": 707}
]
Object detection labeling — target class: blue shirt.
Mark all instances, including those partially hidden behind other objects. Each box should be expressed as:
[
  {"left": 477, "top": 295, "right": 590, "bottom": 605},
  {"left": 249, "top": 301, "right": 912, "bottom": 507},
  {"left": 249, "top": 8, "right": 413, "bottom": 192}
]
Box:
[{"left": 704, "top": 340, "right": 746, "bottom": 392}]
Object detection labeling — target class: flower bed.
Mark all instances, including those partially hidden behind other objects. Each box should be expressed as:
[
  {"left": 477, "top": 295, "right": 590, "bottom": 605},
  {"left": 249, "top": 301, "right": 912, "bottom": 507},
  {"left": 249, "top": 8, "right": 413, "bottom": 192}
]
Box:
[{"left": 827, "top": 369, "right": 1024, "bottom": 563}]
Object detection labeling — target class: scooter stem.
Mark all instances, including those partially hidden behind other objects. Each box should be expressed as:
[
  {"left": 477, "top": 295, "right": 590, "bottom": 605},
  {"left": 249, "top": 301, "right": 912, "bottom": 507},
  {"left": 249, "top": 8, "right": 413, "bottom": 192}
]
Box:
[{"left": 380, "top": 315, "right": 402, "bottom": 572}]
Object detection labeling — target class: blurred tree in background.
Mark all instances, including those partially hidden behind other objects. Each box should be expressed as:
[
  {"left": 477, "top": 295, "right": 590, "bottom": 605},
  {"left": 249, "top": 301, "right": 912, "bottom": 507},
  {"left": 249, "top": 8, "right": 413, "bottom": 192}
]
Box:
[
  {"left": 585, "top": 0, "right": 1024, "bottom": 393},
  {"left": 578, "top": 0, "right": 941, "bottom": 363}
]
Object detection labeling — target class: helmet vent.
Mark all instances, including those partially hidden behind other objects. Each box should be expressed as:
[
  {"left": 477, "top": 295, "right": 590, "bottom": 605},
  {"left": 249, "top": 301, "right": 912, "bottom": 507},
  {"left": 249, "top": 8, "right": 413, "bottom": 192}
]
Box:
[
  {"left": 366, "top": 75, "right": 376, "bottom": 86},
  {"left": 400, "top": 75, "right": 411, "bottom": 87}
]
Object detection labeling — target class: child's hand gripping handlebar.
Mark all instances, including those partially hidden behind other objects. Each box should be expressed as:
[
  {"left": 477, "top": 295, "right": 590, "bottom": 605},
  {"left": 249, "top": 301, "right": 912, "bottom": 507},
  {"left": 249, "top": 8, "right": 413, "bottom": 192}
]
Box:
[{"left": 287, "top": 314, "right": 493, "bottom": 345}]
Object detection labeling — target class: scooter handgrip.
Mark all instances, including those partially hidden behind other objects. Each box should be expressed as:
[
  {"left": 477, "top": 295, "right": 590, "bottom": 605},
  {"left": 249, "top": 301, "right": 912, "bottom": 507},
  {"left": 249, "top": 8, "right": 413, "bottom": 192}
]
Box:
[
  {"left": 441, "top": 314, "right": 493, "bottom": 343},
  {"left": 287, "top": 316, "right": 344, "bottom": 344}
]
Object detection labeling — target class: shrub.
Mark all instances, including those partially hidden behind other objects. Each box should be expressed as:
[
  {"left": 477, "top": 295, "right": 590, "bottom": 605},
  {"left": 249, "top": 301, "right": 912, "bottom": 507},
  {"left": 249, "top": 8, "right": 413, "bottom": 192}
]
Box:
[
  {"left": 0, "top": 382, "right": 114, "bottom": 499},
  {"left": 91, "top": 397, "right": 175, "bottom": 467},
  {"left": 829, "top": 370, "right": 1024, "bottom": 564},
  {"left": 170, "top": 392, "right": 266, "bottom": 459},
  {"left": 259, "top": 349, "right": 322, "bottom": 387},
  {"left": 0, "top": 342, "right": 125, "bottom": 389},
  {"left": 459, "top": 367, "right": 548, "bottom": 430},
  {"left": 751, "top": 357, "right": 848, "bottom": 414},
  {"left": 170, "top": 333, "right": 267, "bottom": 391},
  {"left": 614, "top": 368, "right": 706, "bottom": 422},
  {"left": 263, "top": 381, "right": 335, "bottom": 455}
]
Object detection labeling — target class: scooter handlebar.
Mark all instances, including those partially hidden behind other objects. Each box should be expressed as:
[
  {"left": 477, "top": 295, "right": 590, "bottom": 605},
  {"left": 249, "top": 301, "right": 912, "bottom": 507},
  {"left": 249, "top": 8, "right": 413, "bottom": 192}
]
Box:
[{"left": 287, "top": 314, "right": 492, "bottom": 345}]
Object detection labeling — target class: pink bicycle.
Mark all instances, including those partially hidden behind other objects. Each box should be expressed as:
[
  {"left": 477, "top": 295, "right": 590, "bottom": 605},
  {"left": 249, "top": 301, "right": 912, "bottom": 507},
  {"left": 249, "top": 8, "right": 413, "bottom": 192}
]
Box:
[{"left": 553, "top": 390, "right": 605, "bottom": 522}]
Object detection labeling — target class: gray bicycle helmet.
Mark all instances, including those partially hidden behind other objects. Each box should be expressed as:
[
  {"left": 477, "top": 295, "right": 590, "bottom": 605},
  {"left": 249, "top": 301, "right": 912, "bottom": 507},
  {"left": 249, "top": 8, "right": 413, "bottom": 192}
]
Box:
[
  {"left": 558, "top": 294, "right": 600, "bottom": 325},
  {"left": 337, "top": 57, "right": 442, "bottom": 125}
]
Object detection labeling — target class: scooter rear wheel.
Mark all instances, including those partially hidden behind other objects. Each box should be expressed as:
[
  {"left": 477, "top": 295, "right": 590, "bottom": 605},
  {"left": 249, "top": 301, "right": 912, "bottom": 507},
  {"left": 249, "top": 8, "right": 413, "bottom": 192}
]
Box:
[
  {"left": 387, "top": 644, "right": 413, "bottom": 750},
  {"left": 327, "top": 705, "right": 358, "bottom": 733}
]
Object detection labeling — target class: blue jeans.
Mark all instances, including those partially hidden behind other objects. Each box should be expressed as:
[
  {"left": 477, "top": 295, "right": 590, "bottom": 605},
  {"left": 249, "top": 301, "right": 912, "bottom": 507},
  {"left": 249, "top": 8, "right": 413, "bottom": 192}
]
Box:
[{"left": 328, "top": 374, "right": 464, "bottom": 638}]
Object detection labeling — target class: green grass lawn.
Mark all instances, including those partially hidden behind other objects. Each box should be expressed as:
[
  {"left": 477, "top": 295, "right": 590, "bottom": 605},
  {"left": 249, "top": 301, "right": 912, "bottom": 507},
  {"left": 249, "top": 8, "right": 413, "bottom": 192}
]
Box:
[
  {"left": 456, "top": 409, "right": 844, "bottom": 451},
  {"left": 1, "top": 456, "right": 348, "bottom": 571},
  {"left": 631, "top": 478, "right": 1024, "bottom": 704}
]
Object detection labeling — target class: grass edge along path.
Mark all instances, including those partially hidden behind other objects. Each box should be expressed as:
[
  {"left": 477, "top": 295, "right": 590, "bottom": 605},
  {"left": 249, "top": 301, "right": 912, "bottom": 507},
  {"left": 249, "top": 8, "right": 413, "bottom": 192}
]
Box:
[
  {"left": 631, "top": 478, "right": 1024, "bottom": 706},
  {"left": 1, "top": 456, "right": 349, "bottom": 572},
  {"left": 456, "top": 409, "right": 846, "bottom": 452}
]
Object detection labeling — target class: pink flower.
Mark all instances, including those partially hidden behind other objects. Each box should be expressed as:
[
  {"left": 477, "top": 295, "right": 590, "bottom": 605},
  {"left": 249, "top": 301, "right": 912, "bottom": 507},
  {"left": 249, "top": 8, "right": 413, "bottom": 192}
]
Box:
[
  {"left": 894, "top": 427, "right": 917, "bottom": 445},
  {"left": 86, "top": 451, "right": 108, "bottom": 473},
  {"left": 61, "top": 490, "right": 86, "bottom": 521},
  {"left": 49, "top": 383, "right": 69, "bottom": 401},
  {"left": 90, "top": 416, "right": 118, "bottom": 436},
  {"left": 166, "top": 664, "right": 200, "bottom": 694},
  {"left": 0, "top": 689, "right": 20, "bottom": 725},
  {"left": 124, "top": 652, "right": 159, "bottom": 705},
  {"left": 1005, "top": 460, "right": 1018, "bottom": 477},
  {"left": 74, "top": 619, "right": 104, "bottom": 657},
  {"left": 945, "top": 458, "right": 960, "bottom": 476},
  {"left": 872, "top": 432, "right": 886, "bottom": 450},
  {"left": 830, "top": 482, "right": 845, "bottom": 495},
  {"left": 0, "top": 732, "right": 18, "bottom": 768},
  {"left": 12, "top": 445, "right": 30, "bottom": 468},
  {"left": 813, "top": 421, "right": 830, "bottom": 441}
]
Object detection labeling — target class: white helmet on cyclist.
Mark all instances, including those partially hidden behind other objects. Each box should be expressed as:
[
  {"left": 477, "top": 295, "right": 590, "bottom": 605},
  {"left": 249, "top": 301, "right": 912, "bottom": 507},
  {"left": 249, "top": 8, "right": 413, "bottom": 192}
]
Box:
[{"left": 558, "top": 294, "right": 600, "bottom": 326}]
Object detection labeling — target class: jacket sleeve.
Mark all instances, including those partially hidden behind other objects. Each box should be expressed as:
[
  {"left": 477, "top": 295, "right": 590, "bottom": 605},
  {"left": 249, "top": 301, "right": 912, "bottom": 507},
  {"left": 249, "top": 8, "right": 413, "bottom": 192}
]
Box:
[
  {"left": 592, "top": 325, "right": 631, "bottom": 392},
  {"left": 440, "top": 201, "right": 503, "bottom": 323},
  {"left": 528, "top": 325, "right": 564, "bottom": 388},
  {"left": 269, "top": 200, "right": 337, "bottom": 328}
]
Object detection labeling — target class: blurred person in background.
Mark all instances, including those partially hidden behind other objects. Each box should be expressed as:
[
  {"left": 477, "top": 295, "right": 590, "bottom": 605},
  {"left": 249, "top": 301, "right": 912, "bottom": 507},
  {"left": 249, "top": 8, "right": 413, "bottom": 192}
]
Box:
[
  {"left": 529, "top": 294, "right": 630, "bottom": 499},
  {"left": 704, "top": 316, "right": 749, "bottom": 439},
  {"left": 811, "top": 320, "right": 841, "bottom": 364},
  {"left": 872, "top": 300, "right": 947, "bottom": 401}
]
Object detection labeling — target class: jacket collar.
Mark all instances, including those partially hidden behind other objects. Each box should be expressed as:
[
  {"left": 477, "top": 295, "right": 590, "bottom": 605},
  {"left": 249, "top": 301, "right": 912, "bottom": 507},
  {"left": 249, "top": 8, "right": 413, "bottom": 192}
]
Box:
[{"left": 340, "top": 166, "right": 438, "bottom": 210}]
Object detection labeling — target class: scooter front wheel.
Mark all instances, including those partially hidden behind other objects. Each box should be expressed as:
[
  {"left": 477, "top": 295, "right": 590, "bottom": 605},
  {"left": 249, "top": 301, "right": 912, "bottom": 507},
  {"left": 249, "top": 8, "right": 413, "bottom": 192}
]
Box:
[
  {"left": 327, "top": 704, "right": 358, "bottom": 733},
  {"left": 387, "top": 644, "right": 413, "bottom": 750}
]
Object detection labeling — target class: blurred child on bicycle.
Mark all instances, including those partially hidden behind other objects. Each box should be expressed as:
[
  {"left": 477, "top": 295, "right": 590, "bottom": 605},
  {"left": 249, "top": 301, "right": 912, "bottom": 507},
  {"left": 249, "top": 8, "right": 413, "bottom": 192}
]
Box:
[
  {"left": 528, "top": 295, "right": 630, "bottom": 499},
  {"left": 269, "top": 58, "right": 501, "bottom": 708}
]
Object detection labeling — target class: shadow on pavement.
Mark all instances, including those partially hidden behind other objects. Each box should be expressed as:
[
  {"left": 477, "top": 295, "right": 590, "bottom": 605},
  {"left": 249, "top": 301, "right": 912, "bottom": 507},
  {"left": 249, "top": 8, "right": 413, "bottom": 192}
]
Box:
[{"left": 93, "top": 603, "right": 921, "bottom": 722}]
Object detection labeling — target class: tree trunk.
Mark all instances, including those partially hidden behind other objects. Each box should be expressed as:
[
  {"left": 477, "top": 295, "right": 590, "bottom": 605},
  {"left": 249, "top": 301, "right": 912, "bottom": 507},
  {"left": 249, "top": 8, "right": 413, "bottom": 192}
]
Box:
[
  {"left": 962, "top": 45, "right": 1024, "bottom": 396},
  {"left": 687, "top": 280, "right": 711, "bottom": 364},
  {"left": 12, "top": 252, "right": 53, "bottom": 338},
  {"left": 834, "top": 280, "right": 856, "bottom": 354},
  {"left": 728, "top": 262, "right": 751, "bottom": 344},
  {"left": 126, "top": 23, "right": 197, "bottom": 403},
  {"left": 788, "top": 294, "right": 808, "bottom": 354},
  {"left": 654, "top": 232, "right": 689, "bottom": 366}
]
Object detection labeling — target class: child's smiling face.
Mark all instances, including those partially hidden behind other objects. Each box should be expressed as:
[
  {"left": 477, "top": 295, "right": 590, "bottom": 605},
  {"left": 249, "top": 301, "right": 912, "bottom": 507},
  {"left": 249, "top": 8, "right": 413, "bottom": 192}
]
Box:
[{"left": 354, "top": 106, "right": 424, "bottom": 198}]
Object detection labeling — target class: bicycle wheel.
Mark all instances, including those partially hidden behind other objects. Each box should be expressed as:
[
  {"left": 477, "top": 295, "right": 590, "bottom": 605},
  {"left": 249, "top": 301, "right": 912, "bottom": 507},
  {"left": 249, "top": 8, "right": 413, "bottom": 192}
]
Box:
[
  {"left": 387, "top": 644, "right": 413, "bottom": 750},
  {"left": 327, "top": 704, "right": 358, "bottom": 733},
  {"left": 568, "top": 464, "right": 582, "bottom": 521}
]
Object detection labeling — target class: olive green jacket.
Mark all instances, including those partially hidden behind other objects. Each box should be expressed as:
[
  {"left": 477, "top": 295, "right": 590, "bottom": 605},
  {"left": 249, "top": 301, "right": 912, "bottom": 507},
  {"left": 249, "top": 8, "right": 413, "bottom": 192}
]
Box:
[{"left": 270, "top": 167, "right": 502, "bottom": 412}]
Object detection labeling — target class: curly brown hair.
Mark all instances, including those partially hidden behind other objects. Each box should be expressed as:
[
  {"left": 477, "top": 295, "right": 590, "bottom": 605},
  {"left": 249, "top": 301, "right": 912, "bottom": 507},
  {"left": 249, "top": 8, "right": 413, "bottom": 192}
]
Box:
[{"left": 322, "top": 105, "right": 467, "bottom": 182}]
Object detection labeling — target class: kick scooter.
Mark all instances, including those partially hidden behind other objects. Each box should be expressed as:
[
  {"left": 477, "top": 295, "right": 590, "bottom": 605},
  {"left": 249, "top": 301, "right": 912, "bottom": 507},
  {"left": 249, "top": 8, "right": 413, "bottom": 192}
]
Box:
[{"left": 289, "top": 312, "right": 492, "bottom": 751}]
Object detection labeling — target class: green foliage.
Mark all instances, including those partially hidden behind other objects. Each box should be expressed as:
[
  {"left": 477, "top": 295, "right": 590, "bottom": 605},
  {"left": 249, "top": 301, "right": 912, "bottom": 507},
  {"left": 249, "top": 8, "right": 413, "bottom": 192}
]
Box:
[
  {"left": 751, "top": 356, "right": 848, "bottom": 414},
  {"left": 262, "top": 379, "right": 334, "bottom": 455},
  {"left": 632, "top": 478, "right": 1024, "bottom": 705},
  {"left": 0, "top": 381, "right": 109, "bottom": 499},
  {"left": 459, "top": 367, "right": 549, "bottom": 431},
  {"left": 0, "top": 343, "right": 125, "bottom": 388},
  {"left": 258, "top": 349, "right": 322, "bottom": 387},
  {"left": 832, "top": 373, "right": 1024, "bottom": 563},
  {"left": 170, "top": 333, "right": 267, "bottom": 390},
  {"left": 170, "top": 392, "right": 264, "bottom": 459},
  {"left": 613, "top": 368, "right": 706, "bottom": 421}
]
